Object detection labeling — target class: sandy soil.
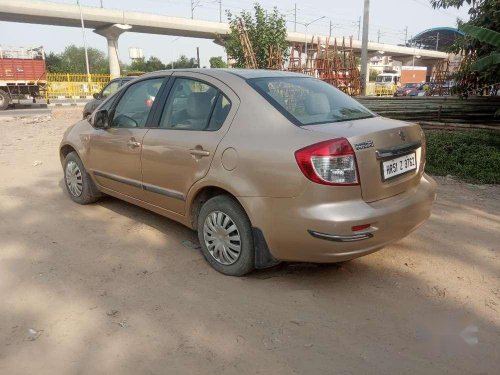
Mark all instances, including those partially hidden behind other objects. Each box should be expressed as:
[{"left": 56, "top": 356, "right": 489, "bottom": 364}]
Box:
[{"left": 0, "top": 108, "right": 498, "bottom": 375}]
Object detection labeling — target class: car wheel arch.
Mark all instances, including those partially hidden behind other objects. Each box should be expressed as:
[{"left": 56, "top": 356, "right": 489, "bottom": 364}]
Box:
[
  {"left": 188, "top": 185, "right": 247, "bottom": 230},
  {"left": 60, "top": 143, "right": 78, "bottom": 165}
]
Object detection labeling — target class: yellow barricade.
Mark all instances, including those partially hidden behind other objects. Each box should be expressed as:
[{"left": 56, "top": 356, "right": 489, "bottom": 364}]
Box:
[
  {"left": 374, "top": 84, "right": 397, "bottom": 96},
  {"left": 45, "top": 73, "right": 111, "bottom": 100}
]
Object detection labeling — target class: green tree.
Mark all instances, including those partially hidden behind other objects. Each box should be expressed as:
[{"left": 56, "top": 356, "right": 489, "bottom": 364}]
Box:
[
  {"left": 46, "top": 45, "right": 109, "bottom": 74},
  {"left": 430, "top": 0, "right": 500, "bottom": 88},
  {"left": 369, "top": 69, "right": 379, "bottom": 82},
  {"left": 209, "top": 56, "right": 228, "bottom": 68},
  {"left": 166, "top": 55, "right": 198, "bottom": 69},
  {"left": 45, "top": 52, "right": 64, "bottom": 73},
  {"left": 128, "top": 56, "right": 167, "bottom": 72},
  {"left": 224, "top": 3, "right": 289, "bottom": 68}
]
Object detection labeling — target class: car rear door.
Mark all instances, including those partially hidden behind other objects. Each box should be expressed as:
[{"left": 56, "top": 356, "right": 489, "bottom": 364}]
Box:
[
  {"left": 88, "top": 76, "right": 167, "bottom": 199},
  {"left": 140, "top": 72, "right": 239, "bottom": 214}
]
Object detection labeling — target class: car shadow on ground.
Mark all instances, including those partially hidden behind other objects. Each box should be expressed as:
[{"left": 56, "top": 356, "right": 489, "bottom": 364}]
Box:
[{"left": 0, "top": 173, "right": 497, "bottom": 374}]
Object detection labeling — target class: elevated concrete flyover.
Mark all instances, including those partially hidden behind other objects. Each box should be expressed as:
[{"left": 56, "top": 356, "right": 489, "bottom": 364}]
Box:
[{"left": 0, "top": 0, "right": 448, "bottom": 77}]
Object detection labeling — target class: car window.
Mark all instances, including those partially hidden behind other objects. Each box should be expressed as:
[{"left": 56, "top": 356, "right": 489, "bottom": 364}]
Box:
[
  {"left": 101, "top": 80, "right": 120, "bottom": 98},
  {"left": 118, "top": 79, "right": 130, "bottom": 87},
  {"left": 159, "top": 78, "right": 219, "bottom": 131},
  {"left": 207, "top": 94, "right": 231, "bottom": 130},
  {"left": 250, "top": 77, "right": 373, "bottom": 125},
  {"left": 110, "top": 78, "right": 164, "bottom": 128}
]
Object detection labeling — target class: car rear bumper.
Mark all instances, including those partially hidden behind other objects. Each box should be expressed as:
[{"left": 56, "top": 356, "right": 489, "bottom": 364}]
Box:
[{"left": 242, "top": 174, "right": 436, "bottom": 263}]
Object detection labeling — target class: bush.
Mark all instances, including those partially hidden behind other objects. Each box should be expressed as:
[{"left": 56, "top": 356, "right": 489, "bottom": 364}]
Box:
[{"left": 425, "top": 129, "right": 500, "bottom": 184}]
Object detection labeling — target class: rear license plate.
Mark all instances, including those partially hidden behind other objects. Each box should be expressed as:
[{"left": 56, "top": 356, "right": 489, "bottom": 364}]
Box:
[{"left": 382, "top": 152, "right": 417, "bottom": 180}]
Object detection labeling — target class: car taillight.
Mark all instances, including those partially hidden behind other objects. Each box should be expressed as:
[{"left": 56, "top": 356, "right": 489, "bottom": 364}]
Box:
[{"left": 295, "top": 138, "right": 359, "bottom": 186}]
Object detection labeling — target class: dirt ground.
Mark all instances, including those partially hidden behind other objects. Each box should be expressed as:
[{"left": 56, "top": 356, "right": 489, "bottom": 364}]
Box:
[{"left": 0, "top": 108, "right": 498, "bottom": 375}]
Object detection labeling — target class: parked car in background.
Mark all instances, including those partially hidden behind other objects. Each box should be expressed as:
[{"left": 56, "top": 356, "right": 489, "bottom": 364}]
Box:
[
  {"left": 61, "top": 69, "right": 436, "bottom": 276},
  {"left": 82, "top": 76, "right": 135, "bottom": 118},
  {"left": 407, "top": 84, "right": 429, "bottom": 97},
  {"left": 394, "top": 83, "right": 420, "bottom": 97}
]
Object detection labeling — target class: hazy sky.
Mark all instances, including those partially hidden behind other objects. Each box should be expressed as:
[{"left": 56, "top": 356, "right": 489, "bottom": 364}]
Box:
[{"left": 0, "top": 0, "right": 470, "bottom": 68}]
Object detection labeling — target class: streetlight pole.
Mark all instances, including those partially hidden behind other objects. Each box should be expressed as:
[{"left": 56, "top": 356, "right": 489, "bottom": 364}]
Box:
[
  {"left": 77, "top": 1, "right": 91, "bottom": 81},
  {"left": 169, "top": 37, "right": 180, "bottom": 69},
  {"left": 360, "top": 0, "right": 370, "bottom": 96}
]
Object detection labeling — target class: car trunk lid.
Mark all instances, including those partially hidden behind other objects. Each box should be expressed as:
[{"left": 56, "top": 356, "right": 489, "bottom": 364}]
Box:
[{"left": 302, "top": 116, "right": 425, "bottom": 202}]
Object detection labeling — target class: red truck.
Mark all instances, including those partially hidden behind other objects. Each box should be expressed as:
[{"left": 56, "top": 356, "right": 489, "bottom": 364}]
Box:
[{"left": 0, "top": 46, "right": 47, "bottom": 110}]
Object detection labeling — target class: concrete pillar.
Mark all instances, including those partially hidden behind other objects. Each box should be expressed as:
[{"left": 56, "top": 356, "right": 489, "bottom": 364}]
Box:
[
  {"left": 105, "top": 36, "right": 121, "bottom": 78},
  {"left": 94, "top": 24, "right": 132, "bottom": 78}
]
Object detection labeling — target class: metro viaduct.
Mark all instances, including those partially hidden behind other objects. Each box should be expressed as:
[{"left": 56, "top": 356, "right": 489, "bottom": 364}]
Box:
[{"left": 0, "top": 0, "right": 449, "bottom": 78}]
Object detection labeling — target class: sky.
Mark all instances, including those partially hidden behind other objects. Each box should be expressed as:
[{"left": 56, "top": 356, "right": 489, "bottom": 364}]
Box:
[{"left": 0, "top": 0, "right": 471, "bottom": 68}]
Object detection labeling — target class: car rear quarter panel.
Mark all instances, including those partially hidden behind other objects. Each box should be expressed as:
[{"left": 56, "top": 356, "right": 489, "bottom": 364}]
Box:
[{"left": 199, "top": 80, "right": 336, "bottom": 199}]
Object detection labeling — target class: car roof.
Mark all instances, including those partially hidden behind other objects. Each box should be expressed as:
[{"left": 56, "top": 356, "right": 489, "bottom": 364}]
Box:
[
  {"left": 140, "top": 68, "right": 309, "bottom": 81},
  {"left": 219, "top": 69, "right": 308, "bottom": 79}
]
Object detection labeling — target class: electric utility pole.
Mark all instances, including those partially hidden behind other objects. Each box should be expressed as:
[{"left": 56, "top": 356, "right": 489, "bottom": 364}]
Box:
[
  {"left": 404, "top": 26, "right": 408, "bottom": 45},
  {"left": 100, "top": 0, "right": 103, "bottom": 7},
  {"left": 294, "top": 3, "right": 297, "bottom": 32},
  {"left": 357, "top": 16, "right": 361, "bottom": 40},
  {"left": 377, "top": 29, "right": 381, "bottom": 43},
  {"left": 191, "top": 0, "right": 200, "bottom": 19},
  {"left": 360, "top": 0, "right": 370, "bottom": 96},
  {"left": 219, "top": 0, "right": 222, "bottom": 23},
  {"left": 329, "top": 20, "right": 332, "bottom": 37}
]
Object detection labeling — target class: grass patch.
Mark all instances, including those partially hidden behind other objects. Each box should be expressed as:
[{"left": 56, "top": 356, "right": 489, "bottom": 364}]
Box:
[{"left": 424, "top": 129, "right": 500, "bottom": 184}]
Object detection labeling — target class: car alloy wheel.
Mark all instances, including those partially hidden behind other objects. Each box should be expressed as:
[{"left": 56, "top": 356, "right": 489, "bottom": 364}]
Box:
[{"left": 203, "top": 211, "right": 242, "bottom": 265}]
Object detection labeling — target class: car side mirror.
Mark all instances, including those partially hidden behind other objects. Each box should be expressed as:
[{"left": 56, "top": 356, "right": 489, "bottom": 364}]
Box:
[
  {"left": 93, "top": 109, "right": 109, "bottom": 129},
  {"left": 93, "top": 92, "right": 100, "bottom": 100}
]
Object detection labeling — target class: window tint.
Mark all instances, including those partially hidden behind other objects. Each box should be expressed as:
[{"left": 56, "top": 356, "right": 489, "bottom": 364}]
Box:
[
  {"left": 208, "top": 94, "right": 231, "bottom": 130},
  {"left": 160, "top": 78, "right": 219, "bottom": 131},
  {"left": 111, "top": 78, "right": 164, "bottom": 128},
  {"left": 118, "top": 79, "right": 130, "bottom": 87},
  {"left": 250, "top": 77, "right": 373, "bottom": 125},
  {"left": 101, "top": 80, "right": 120, "bottom": 98}
]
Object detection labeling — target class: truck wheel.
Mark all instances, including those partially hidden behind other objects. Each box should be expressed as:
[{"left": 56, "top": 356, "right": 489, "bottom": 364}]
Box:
[{"left": 0, "top": 90, "right": 10, "bottom": 110}]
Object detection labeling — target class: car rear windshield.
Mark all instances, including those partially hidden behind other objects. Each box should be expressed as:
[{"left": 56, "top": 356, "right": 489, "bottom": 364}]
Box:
[{"left": 248, "top": 77, "right": 374, "bottom": 126}]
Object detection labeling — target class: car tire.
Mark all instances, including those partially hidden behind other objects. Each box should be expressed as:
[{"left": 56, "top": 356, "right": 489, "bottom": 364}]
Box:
[
  {"left": 63, "top": 151, "right": 101, "bottom": 205},
  {"left": 197, "top": 195, "right": 255, "bottom": 276},
  {"left": 0, "top": 89, "right": 10, "bottom": 110}
]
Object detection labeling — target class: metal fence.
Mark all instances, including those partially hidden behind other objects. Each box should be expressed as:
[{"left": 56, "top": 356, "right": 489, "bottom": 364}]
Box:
[
  {"left": 45, "top": 73, "right": 111, "bottom": 100},
  {"left": 366, "top": 83, "right": 397, "bottom": 96}
]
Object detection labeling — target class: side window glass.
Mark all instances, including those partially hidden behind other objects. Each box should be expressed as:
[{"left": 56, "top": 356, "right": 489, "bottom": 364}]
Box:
[
  {"left": 207, "top": 94, "right": 231, "bottom": 130},
  {"left": 110, "top": 78, "right": 164, "bottom": 129},
  {"left": 160, "top": 78, "right": 218, "bottom": 131},
  {"left": 101, "top": 81, "right": 120, "bottom": 98}
]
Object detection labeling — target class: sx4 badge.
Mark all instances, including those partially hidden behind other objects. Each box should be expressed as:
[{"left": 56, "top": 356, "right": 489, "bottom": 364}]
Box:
[{"left": 354, "top": 140, "right": 374, "bottom": 151}]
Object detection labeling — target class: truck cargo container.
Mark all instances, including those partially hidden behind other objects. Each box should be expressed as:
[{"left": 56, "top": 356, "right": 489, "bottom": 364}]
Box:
[{"left": 0, "top": 46, "right": 47, "bottom": 110}]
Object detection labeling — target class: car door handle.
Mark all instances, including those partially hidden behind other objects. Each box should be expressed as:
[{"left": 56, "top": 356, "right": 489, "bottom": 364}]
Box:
[
  {"left": 189, "top": 149, "right": 210, "bottom": 157},
  {"left": 127, "top": 140, "right": 141, "bottom": 149}
]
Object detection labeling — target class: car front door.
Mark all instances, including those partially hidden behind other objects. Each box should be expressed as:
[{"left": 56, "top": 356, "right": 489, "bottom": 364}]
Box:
[
  {"left": 140, "top": 73, "right": 239, "bottom": 214},
  {"left": 88, "top": 77, "right": 166, "bottom": 199}
]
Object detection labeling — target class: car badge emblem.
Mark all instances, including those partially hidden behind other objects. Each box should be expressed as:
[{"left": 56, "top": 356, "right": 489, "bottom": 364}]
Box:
[
  {"left": 354, "top": 140, "right": 374, "bottom": 151},
  {"left": 398, "top": 130, "right": 406, "bottom": 142}
]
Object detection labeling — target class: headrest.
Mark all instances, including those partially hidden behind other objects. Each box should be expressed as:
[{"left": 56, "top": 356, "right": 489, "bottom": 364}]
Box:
[
  {"left": 187, "top": 92, "right": 213, "bottom": 119},
  {"left": 305, "top": 93, "right": 330, "bottom": 115}
]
